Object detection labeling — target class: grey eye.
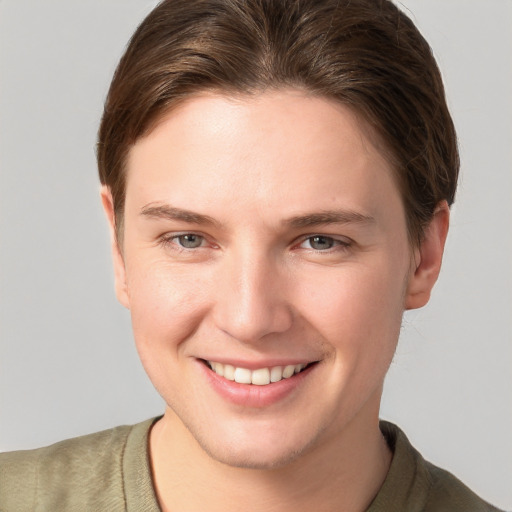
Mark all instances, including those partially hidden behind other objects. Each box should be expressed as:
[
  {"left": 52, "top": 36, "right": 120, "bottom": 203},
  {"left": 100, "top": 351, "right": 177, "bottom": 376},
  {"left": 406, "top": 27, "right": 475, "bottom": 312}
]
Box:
[
  {"left": 308, "top": 236, "right": 335, "bottom": 250},
  {"left": 176, "top": 234, "right": 204, "bottom": 248}
]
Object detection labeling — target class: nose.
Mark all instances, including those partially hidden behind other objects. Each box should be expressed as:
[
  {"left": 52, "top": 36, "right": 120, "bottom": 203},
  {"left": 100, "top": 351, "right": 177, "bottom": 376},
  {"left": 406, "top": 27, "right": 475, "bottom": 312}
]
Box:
[{"left": 212, "top": 247, "right": 294, "bottom": 343}]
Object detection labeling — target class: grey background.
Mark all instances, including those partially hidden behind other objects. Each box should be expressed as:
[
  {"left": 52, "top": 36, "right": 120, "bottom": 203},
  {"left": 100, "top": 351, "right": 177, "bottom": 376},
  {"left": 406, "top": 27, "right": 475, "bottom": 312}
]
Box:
[{"left": 0, "top": 1, "right": 511, "bottom": 509}]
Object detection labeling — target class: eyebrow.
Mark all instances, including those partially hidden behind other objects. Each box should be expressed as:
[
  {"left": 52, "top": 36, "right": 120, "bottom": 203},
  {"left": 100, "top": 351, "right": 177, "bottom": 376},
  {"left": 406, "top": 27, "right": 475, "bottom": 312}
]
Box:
[
  {"left": 140, "top": 203, "right": 375, "bottom": 230},
  {"left": 285, "top": 210, "right": 375, "bottom": 229},
  {"left": 140, "top": 203, "right": 220, "bottom": 227}
]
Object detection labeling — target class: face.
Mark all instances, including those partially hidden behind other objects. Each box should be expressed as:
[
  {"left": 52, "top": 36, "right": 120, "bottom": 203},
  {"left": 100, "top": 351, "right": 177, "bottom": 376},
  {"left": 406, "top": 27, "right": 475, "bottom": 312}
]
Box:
[{"left": 104, "top": 90, "right": 440, "bottom": 469}]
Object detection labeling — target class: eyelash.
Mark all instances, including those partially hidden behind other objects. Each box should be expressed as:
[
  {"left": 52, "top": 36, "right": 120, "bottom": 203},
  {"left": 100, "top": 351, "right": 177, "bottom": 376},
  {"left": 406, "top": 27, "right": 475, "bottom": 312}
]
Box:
[
  {"left": 159, "top": 233, "right": 210, "bottom": 251},
  {"left": 297, "top": 235, "right": 352, "bottom": 253},
  {"left": 159, "top": 232, "right": 352, "bottom": 254}
]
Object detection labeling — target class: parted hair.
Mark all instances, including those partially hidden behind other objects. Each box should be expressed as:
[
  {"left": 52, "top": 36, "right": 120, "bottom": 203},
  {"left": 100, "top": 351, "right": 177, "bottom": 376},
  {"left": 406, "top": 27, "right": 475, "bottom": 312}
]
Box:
[{"left": 97, "top": 0, "right": 459, "bottom": 245}]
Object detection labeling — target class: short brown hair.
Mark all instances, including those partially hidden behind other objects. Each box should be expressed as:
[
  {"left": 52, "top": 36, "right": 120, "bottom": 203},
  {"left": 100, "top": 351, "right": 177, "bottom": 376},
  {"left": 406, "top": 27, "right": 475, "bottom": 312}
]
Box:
[{"left": 97, "top": 0, "right": 459, "bottom": 245}]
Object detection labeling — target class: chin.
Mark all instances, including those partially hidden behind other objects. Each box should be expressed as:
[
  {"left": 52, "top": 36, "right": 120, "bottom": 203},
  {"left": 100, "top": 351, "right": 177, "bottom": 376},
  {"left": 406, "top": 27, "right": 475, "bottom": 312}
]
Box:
[
  {"left": 201, "top": 440, "right": 307, "bottom": 470},
  {"left": 190, "top": 419, "right": 325, "bottom": 470}
]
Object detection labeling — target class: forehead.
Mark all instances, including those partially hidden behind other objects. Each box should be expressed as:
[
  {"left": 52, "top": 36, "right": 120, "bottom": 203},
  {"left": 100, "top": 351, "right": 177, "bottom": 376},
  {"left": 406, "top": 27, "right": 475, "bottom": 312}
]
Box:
[{"left": 124, "top": 89, "right": 404, "bottom": 229}]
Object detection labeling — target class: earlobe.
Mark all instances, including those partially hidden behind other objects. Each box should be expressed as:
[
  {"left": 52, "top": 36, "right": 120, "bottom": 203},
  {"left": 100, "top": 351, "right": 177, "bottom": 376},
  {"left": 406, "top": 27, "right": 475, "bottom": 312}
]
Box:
[
  {"left": 405, "top": 201, "right": 450, "bottom": 310},
  {"left": 100, "top": 186, "right": 130, "bottom": 309}
]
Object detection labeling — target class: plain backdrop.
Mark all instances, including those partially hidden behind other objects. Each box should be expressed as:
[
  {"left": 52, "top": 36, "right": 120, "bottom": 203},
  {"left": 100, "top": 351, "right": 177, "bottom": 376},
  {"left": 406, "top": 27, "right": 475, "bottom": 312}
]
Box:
[{"left": 1, "top": 1, "right": 511, "bottom": 509}]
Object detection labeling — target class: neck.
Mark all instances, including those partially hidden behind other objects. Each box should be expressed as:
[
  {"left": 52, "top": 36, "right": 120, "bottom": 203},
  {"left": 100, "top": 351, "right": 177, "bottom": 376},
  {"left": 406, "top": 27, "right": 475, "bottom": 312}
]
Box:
[{"left": 149, "top": 400, "right": 391, "bottom": 512}]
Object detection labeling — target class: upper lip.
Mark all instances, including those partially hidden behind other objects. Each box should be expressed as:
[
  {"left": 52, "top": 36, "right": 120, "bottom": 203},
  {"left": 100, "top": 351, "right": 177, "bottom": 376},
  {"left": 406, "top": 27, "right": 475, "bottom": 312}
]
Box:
[{"left": 198, "top": 357, "right": 317, "bottom": 370}]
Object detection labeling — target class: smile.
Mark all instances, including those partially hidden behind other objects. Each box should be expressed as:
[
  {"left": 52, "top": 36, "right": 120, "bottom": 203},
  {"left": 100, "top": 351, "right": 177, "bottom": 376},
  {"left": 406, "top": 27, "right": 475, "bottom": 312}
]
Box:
[{"left": 207, "top": 361, "right": 310, "bottom": 386}]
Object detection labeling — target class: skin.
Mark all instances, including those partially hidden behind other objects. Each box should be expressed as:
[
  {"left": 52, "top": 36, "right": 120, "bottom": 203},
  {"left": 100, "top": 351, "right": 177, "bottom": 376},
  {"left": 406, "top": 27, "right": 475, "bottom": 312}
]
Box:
[{"left": 102, "top": 89, "right": 449, "bottom": 512}]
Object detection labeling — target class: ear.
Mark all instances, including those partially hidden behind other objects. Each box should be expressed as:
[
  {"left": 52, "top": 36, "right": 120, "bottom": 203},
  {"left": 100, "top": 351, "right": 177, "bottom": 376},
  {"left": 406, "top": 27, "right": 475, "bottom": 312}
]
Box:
[
  {"left": 405, "top": 201, "right": 450, "bottom": 310},
  {"left": 100, "top": 186, "right": 130, "bottom": 309}
]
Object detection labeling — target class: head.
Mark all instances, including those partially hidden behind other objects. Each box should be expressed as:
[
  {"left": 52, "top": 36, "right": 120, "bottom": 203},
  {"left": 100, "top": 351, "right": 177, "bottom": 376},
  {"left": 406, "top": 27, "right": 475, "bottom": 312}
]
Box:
[
  {"left": 97, "top": 0, "right": 458, "bottom": 248},
  {"left": 97, "top": 0, "right": 457, "bottom": 469}
]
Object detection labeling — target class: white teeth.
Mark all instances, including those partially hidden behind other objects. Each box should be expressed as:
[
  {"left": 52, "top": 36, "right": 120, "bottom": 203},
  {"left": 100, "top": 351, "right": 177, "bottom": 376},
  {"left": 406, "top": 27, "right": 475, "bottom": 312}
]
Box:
[
  {"left": 270, "top": 366, "right": 283, "bottom": 382},
  {"left": 223, "top": 364, "right": 235, "bottom": 381},
  {"left": 282, "top": 364, "right": 295, "bottom": 378},
  {"left": 234, "top": 367, "right": 252, "bottom": 384},
  {"left": 251, "top": 368, "right": 270, "bottom": 386},
  {"left": 212, "top": 362, "right": 224, "bottom": 377},
  {"left": 208, "top": 361, "right": 309, "bottom": 385}
]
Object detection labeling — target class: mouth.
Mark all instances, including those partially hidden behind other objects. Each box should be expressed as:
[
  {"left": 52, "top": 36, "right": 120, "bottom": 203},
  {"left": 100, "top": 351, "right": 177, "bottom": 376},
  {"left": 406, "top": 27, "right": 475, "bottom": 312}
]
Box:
[{"left": 204, "top": 360, "right": 316, "bottom": 386}]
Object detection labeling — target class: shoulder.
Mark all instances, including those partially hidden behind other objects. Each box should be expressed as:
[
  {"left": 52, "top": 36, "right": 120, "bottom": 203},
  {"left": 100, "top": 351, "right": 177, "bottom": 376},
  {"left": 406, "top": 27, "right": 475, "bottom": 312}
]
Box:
[
  {"left": 423, "top": 459, "right": 504, "bottom": 512},
  {"left": 0, "top": 418, "right": 156, "bottom": 512},
  {"left": 372, "top": 421, "right": 504, "bottom": 512}
]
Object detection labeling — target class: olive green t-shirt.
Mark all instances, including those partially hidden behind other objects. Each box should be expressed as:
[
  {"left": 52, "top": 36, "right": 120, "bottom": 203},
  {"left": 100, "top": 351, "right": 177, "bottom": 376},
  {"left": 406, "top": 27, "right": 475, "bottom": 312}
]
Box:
[{"left": 0, "top": 418, "right": 504, "bottom": 511}]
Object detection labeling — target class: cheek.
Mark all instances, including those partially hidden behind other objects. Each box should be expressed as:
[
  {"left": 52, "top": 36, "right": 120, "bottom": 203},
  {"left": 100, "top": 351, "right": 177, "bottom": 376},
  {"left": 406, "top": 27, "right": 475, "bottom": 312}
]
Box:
[
  {"left": 126, "top": 261, "right": 212, "bottom": 352},
  {"left": 297, "top": 258, "right": 408, "bottom": 354},
  {"left": 124, "top": 262, "right": 215, "bottom": 400}
]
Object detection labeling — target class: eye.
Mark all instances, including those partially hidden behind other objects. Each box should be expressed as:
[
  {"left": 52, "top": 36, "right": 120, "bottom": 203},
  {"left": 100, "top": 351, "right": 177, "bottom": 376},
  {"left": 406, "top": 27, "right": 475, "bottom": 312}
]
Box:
[
  {"left": 300, "top": 235, "right": 349, "bottom": 251},
  {"left": 173, "top": 234, "right": 206, "bottom": 249}
]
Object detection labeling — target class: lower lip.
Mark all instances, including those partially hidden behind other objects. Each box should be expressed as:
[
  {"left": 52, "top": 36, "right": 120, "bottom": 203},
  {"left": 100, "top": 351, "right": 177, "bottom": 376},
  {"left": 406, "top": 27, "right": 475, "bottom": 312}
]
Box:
[{"left": 198, "top": 361, "right": 316, "bottom": 408}]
